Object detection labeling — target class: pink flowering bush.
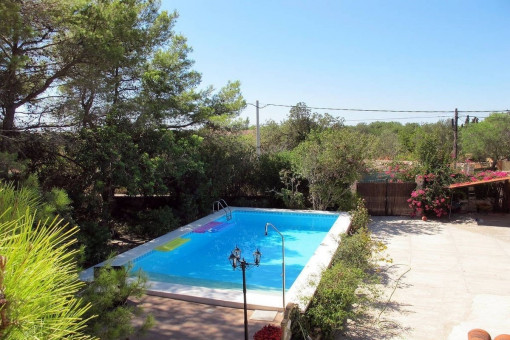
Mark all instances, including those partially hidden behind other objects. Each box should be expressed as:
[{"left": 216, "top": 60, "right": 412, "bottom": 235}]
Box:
[
  {"left": 408, "top": 169, "right": 452, "bottom": 218},
  {"left": 384, "top": 162, "right": 418, "bottom": 183},
  {"left": 469, "top": 170, "right": 507, "bottom": 182},
  {"left": 408, "top": 169, "right": 508, "bottom": 218},
  {"left": 408, "top": 188, "right": 449, "bottom": 218}
]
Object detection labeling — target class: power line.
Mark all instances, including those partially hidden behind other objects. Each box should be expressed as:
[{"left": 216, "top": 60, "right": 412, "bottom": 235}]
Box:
[
  {"left": 343, "top": 115, "right": 452, "bottom": 122},
  {"left": 248, "top": 102, "right": 507, "bottom": 114}
]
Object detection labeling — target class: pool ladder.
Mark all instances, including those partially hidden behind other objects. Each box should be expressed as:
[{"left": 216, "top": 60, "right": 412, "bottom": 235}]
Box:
[{"left": 212, "top": 199, "right": 232, "bottom": 221}]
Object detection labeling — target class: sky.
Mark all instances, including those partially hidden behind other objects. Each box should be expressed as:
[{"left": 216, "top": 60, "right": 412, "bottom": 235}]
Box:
[{"left": 162, "top": 1, "right": 510, "bottom": 126}]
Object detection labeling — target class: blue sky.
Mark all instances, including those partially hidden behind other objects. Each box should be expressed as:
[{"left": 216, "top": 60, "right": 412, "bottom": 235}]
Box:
[{"left": 162, "top": 1, "right": 510, "bottom": 125}]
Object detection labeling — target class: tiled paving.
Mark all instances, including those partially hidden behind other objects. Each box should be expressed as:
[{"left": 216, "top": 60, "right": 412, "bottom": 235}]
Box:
[
  {"left": 356, "top": 214, "right": 510, "bottom": 340},
  {"left": 128, "top": 296, "right": 283, "bottom": 340}
]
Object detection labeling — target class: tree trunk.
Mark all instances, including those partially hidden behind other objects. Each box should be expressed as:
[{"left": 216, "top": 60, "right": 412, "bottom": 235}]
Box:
[
  {"left": 2, "top": 105, "right": 16, "bottom": 133},
  {"left": 1, "top": 105, "right": 18, "bottom": 151}
]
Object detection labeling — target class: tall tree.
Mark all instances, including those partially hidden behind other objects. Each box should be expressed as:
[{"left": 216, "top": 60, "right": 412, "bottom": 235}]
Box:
[
  {"left": 261, "top": 102, "right": 341, "bottom": 152},
  {"left": 1, "top": 0, "right": 245, "bottom": 135},
  {"left": 460, "top": 112, "right": 510, "bottom": 168},
  {"left": 56, "top": 0, "right": 176, "bottom": 129},
  {"left": 0, "top": 0, "right": 87, "bottom": 133},
  {"left": 414, "top": 121, "right": 453, "bottom": 172},
  {"left": 292, "top": 129, "right": 374, "bottom": 210}
]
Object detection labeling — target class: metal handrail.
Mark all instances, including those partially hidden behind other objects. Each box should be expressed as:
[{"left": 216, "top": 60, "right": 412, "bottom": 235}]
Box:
[
  {"left": 212, "top": 199, "right": 232, "bottom": 220},
  {"left": 264, "top": 222, "right": 285, "bottom": 310}
]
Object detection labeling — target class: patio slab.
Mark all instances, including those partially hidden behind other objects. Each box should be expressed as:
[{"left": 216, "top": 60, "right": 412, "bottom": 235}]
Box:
[
  {"left": 128, "top": 296, "right": 283, "bottom": 340},
  {"left": 347, "top": 214, "right": 510, "bottom": 340}
]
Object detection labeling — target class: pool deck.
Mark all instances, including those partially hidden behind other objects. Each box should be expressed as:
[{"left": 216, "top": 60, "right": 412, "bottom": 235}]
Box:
[
  {"left": 339, "top": 214, "right": 510, "bottom": 339},
  {"left": 80, "top": 207, "right": 351, "bottom": 311},
  {"left": 128, "top": 296, "right": 284, "bottom": 340}
]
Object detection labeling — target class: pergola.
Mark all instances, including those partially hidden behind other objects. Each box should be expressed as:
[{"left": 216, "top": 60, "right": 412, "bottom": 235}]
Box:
[{"left": 448, "top": 176, "right": 510, "bottom": 215}]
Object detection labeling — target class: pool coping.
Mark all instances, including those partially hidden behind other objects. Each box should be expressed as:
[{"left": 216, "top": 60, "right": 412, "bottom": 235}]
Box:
[{"left": 80, "top": 207, "right": 351, "bottom": 312}]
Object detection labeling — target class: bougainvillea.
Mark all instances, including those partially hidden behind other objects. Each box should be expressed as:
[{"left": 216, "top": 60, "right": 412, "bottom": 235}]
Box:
[
  {"left": 408, "top": 170, "right": 452, "bottom": 218},
  {"left": 408, "top": 188, "right": 449, "bottom": 218},
  {"left": 408, "top": 169, "right": 509, "bottom": 218},
  {"left": 253, "top": 324, "right": 282, "bottom": 340},
  {"left": 469, "top": 170, "right": 507, "bottom": 182},
  {"left": 384, "top": 162, "right": 418, "bottom": 183}
]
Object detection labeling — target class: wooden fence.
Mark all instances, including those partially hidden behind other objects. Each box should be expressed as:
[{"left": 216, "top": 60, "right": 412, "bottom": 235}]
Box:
[{"left": 356, "top": 182, "right": 417, "bottom": 216}]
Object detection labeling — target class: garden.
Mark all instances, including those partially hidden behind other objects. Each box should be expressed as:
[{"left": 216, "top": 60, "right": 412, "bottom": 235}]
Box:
[{"left": 1, "top": 1, "right": 510, "bottom": 339}]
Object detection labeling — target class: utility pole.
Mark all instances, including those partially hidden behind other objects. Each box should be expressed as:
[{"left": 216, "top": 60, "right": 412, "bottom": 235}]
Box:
[
  {"left": 452, "top": 108, "right": 458, "bottom": 160},
  {"left": 256, "top": 100, "right": 261, "bottom": 156}
]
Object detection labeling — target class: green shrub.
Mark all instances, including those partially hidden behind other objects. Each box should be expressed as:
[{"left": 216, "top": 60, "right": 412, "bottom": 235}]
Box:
[
  {"left": 335, "top": 231, "right": 374, "bottom": 272},
  {"left": 81, "top": 263, "right": 153, "bottom": 339},
  {"left": 306, "top": 261, "right": 365, "bottom": 338},
  {"left": 300, "top": 205, "right": 386, "bottom": 339},
  {"left": 77, "top": 221, "right": 112, "bottom": 266},
  {"left": 277, "top": 169, "right": 306, "bottom": 209},
  {"left": 133, "top": 206, "right": 180, "bottom": 238},
  {"left": 348, "top": 197, "right": 370, "bottom": 235},
  {"left": 278, "top": 188, "right": 306, "bottom": 209}
]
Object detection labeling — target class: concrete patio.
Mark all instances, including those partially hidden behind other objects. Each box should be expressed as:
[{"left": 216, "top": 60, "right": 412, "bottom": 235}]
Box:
[{"left": 342, "top": 214, "right": 510, "bottom": 339}]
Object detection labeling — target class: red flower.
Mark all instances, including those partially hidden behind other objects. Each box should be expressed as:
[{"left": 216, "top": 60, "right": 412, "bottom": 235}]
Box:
[{"left": 254, "top": 325, "right": 282, "bottom": 340}]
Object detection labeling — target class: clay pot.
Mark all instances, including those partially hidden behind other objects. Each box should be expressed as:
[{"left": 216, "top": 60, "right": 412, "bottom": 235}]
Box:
[
  {"left": 494, "top": 335, "right": 510, "bottom": 340},
  {"left": 468, "top": 328, "right": 491, "bottom": 340},
  {"left": 421, "top": 215, "right": 428, "bottom": 221}
]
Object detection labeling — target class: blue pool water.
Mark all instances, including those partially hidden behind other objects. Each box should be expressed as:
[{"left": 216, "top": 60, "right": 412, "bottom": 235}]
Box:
[{"left": 131, "top": 210, "right": 339, "bottom": 291}]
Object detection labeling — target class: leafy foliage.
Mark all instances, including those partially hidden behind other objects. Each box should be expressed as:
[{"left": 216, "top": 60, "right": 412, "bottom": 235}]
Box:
[
  {"left": 302, "top": 232, "right": 384, "bottom": 339},
  {"left": 0, "top": 177, "right": 73, "bottom": 225},
  {"left": 77, "top": 221, "right": 112, "bottom": 266},
  {"left": 414, "top": 121, "right": 453, "bottom": 172},
  {"left": 276, "top": 169, "right": 306, "bottom": 209},
  {"left": 348, "top": 198, "right": 370, "bottom": 235},
  {"left": 260, "top": 102, "right": 342, "bottom": 153},
  {"left": 296, "top": 201, "right": 386, "bottom": 339},
  {"left": 408, "top": 168, "right": 456, "bottom": 218},
  {"left": 292, "top": 129, "right": 374, "bottom": 210},
  {"left": 81, "top": 263, "right": 153, "bottom": 339},
  {"left": 460, "top": 113, "right": 510, "bottom": 168},
  {"left": 133, "top": 206, "right": 179, "bottom": 238}
]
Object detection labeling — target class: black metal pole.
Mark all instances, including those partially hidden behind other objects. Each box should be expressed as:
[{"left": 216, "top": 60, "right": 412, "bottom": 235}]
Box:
[{"left": 242, "top": 261, "right": 248, "bottom": 340}]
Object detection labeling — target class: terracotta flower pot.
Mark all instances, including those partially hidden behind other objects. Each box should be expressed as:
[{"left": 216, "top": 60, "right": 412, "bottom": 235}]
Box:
[
  {"left": 421, "top": 215, "right": 428, "bottom": 221},
  {"left": 468, "top": 328, "right": 491, "bottom": 340}
]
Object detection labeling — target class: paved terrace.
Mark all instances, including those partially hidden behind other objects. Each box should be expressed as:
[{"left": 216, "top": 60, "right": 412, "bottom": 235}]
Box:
[{"left": 342, "top": 214, "right": 510, "bottom": 339}]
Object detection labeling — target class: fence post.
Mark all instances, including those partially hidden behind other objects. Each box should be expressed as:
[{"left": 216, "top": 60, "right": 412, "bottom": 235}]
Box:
[{"left": 385, "top": 179, "right": 389, "bottom": 216}]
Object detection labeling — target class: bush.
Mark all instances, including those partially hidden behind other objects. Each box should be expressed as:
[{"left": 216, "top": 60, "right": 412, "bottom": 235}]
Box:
[
  {"left": 301, "top": 203, "right": 386, "bottom": 339},
  {"left": 348, "top": 198, "right": 370, "bottom": 235},
  {"left": 132, "top": 206, "right": 180, "bottom": 238},
  {"left": 0, "top": 210, "right": 92, "bottom": 339},
  {"left": 81, "top": 263, "right": 154, "bottom": 339},
  {"left": 306, "top": 261, "right": 366, "bottom": 338},
  {"left": 408, "top": 168, "right": 455, "bottom": 218},
  {"left": 77, "top": 221, "right": 112, "bottom": 266}
]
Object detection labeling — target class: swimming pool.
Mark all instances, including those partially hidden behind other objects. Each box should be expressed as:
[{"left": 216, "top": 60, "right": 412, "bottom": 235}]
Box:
[
  {"left": 81, "top": 207, "right": 351, "bottom": 310},
  {"left": 131, "top": 210, "right": 339, "bottom": 291}
]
